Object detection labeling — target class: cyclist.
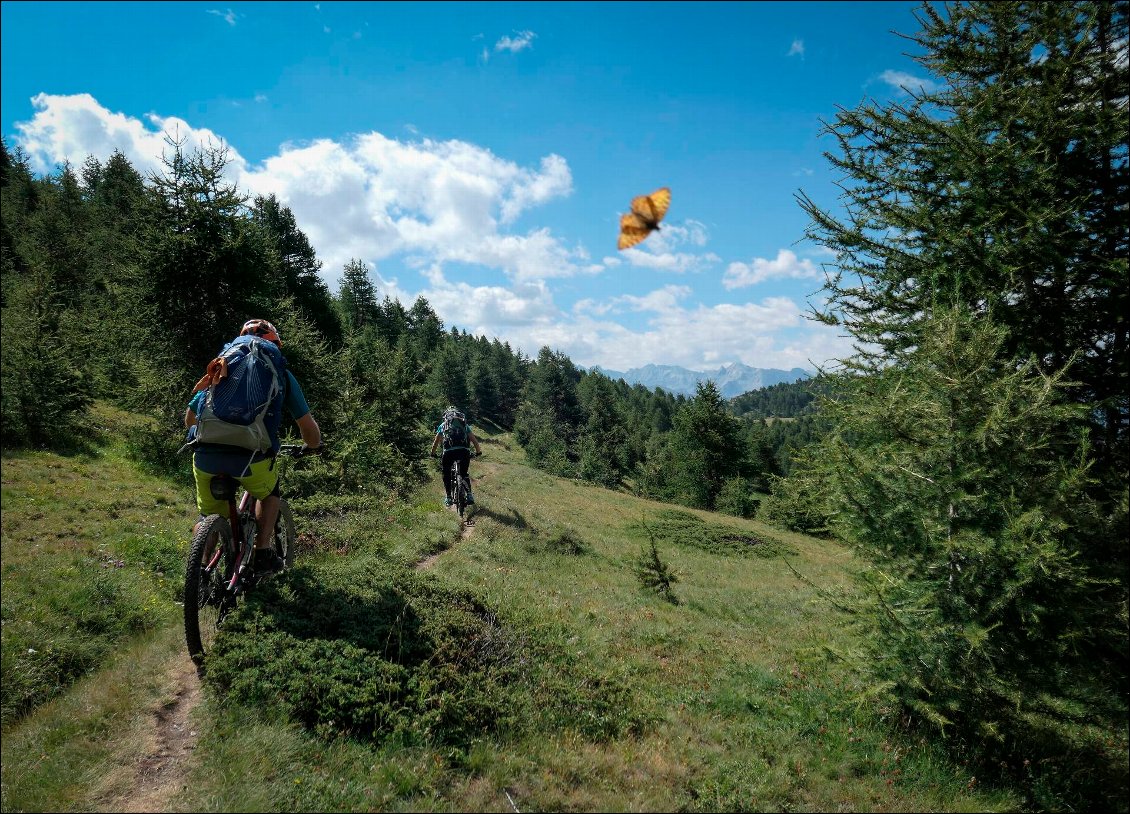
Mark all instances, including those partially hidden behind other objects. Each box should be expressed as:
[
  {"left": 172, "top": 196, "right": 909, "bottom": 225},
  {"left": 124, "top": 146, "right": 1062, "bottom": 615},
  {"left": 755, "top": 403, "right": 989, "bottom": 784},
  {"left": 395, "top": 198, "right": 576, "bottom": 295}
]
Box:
[
  {"left": 184, "top": 319, "right": 322, "bottom": 574},
  {"left": 430, "top": 406, "right": 482, "bottom": 507}
]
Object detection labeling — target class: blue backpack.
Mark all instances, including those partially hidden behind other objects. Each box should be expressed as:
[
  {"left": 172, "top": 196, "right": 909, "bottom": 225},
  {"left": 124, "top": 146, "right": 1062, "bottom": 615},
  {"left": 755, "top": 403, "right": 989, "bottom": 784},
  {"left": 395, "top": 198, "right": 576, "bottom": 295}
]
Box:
[{"left": 193, "top": 335, "right": 287, "bottom": 452}]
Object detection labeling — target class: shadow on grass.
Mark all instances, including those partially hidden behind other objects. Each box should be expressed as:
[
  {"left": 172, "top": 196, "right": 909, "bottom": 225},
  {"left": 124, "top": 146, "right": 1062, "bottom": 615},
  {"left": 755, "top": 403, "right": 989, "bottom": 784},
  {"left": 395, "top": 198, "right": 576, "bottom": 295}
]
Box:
[{"left": 475, "top": 504, "right": 530, "bottom": 530}]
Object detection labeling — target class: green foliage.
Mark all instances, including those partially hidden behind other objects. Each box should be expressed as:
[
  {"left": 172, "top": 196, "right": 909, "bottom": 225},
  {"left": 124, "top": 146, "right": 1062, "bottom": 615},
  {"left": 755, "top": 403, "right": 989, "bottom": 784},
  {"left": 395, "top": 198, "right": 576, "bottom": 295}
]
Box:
[
  {"left": 800, "top": 0, "right": 1128, "bottom": 482},
  {"left": 816, "top": 308, "right": 1127, "bottom": 806},
  {"left": 205, "top": 558, "right": 643, "bottom": 748},
  {"left": 0, "top": 275, "right": 93, "bottom": 448},
  {"left": 252, "top": 194, "right": 342, "bottom": 345},
  {"left": 714, "top": 476, "right": 760, "bottom": 519},
  {"left": 757, "top": 457, "right": 835, "bottom": 537},
  {"left": 330, "top": 330, "right": 428, "bottom": 496},
  {"left": 792, "top": 3, "right": 1129, "bottom": 804},
  {"left": 729, "top": 377, "right": 819, "bottom": 419}
]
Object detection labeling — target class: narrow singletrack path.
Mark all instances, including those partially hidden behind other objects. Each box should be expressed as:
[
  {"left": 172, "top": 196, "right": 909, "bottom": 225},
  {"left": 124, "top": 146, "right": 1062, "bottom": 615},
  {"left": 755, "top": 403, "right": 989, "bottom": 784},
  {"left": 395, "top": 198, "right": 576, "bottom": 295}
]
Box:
[{"left": 101, "top": 654, "right": 202, "bottom": 813}]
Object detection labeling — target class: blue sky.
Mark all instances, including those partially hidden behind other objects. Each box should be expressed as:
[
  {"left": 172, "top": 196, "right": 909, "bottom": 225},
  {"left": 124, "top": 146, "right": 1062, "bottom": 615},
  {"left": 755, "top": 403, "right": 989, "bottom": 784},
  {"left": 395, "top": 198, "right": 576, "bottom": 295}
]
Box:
[{"left": 1, "top": 1, "right": 936, "bottom": 373}]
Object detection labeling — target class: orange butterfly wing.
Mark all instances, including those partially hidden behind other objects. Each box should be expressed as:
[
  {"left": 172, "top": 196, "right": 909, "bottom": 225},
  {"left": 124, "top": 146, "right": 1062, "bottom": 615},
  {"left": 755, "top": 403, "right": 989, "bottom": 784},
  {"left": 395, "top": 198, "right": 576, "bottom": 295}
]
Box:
[
  {"left": 619, "top": 187, "right": 671, "bottom": 249},
  {"left": 629, "top": 187, "right": 671, "bottom": 226},
  {"left": 618, "top": 212, "right": 652, "bottom": 250}
]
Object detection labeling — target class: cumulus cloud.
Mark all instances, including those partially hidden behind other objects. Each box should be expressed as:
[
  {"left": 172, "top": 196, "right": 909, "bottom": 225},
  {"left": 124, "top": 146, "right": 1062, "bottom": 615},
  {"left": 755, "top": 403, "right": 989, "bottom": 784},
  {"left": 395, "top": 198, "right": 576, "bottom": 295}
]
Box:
[
  {"left": 15, "top": 93, "right": 244, "bottom": 181},
  {"left": 10, "top": 92, "right": 852, "bottom": 371},
  {"left": 523, "top": 288, "right": 851, "bottom": 372},
  {"left": 614, "top": 220, "right": 720, "bottom": 274},
  {"left": 878, "top": 69, "right": 939, "bottom": 95},
  {"left": 722, "top": 248, "right": 820, "bottom": 290},
  {"left": 16, "top": 93, "right": 582, "bottom": 287}
]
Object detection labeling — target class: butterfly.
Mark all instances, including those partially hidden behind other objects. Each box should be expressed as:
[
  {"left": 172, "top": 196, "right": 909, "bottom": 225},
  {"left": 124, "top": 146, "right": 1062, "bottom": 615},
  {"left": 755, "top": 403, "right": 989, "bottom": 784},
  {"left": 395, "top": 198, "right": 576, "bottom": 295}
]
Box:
[{"left": 617, "top": 187, "right": 671, "bottom": 250}]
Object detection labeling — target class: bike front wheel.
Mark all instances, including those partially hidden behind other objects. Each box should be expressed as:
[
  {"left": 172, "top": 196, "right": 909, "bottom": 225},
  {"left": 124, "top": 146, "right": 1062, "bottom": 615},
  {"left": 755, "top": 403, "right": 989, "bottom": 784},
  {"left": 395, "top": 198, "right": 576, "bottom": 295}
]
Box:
[
  {"left": 184, "top": 515, "right": 235, "bottom": 668},
  {"left": 274, "top": 498, "right": 296, "bottom": 568}
]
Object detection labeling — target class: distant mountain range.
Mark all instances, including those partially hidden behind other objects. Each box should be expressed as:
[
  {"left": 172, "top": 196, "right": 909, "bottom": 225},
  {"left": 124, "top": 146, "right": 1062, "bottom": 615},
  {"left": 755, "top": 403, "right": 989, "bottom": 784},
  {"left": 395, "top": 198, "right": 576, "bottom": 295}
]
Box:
[{"left": 587, "top": 362, "right": 812, "bottom": 399}]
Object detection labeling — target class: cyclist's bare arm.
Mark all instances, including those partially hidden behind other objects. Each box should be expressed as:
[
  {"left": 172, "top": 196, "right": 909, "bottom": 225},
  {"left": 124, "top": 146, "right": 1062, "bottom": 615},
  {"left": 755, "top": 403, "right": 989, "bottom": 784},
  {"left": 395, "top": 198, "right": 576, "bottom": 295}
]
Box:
[
  {"left": 185, "top": 407, "right": 197, "bottom": 429},
  {"left": 296, "top": 412, "right": 322, "bottom": 449},
  {"left": 470, "top": 433, "right": 483, "bottom": 455}
]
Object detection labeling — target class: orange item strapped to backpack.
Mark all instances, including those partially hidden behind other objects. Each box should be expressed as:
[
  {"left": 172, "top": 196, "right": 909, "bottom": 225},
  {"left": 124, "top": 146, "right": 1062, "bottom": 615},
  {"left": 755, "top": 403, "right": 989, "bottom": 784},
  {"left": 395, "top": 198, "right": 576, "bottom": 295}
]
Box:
[{"left": 192, "top": 357, "right": 229, "bottom": 393}]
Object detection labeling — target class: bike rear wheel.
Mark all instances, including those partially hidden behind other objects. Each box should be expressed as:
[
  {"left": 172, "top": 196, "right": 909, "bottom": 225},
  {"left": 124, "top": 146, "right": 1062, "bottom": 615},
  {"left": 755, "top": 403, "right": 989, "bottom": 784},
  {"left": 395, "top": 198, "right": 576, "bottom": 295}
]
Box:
[{"left": 184, "top": 515, "right": 235, "bottom": 668}]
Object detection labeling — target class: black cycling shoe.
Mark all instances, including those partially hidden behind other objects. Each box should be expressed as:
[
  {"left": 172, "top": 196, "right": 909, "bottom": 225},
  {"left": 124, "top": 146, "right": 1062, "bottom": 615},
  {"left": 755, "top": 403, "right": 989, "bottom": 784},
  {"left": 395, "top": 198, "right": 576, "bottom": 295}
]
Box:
[{"left": 254, "top": 548, "right": 285, "bottom": 575}]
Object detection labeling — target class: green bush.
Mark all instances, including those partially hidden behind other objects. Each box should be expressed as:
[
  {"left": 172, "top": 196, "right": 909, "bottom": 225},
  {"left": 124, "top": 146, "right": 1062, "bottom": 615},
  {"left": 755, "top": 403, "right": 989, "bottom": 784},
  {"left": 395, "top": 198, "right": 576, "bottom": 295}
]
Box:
[
  {"left": 714, "top": 477, "right": 759, "bottom": 518},
  {"left": 632, "top": 509, "right": 794, "bottom": 558},
  {"left": 203, "top": 558, "right": 647, "bottom": 749}
]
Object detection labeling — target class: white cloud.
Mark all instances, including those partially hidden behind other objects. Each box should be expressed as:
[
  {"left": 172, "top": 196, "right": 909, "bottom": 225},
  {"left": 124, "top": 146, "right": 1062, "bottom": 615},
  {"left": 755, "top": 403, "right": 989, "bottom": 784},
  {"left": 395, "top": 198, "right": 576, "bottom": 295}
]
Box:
[
  {"left": 878, "top": 69, "right": 939, "bottom": 95},
  {"left": 788, "top": 39, "right": 805, "bottom": 58},
  {"left": 10, "top": 92, "right": 854, "bottom": 372},
  {"left": 722, "top": 248, "right": 820, "bottom": 290},
  {"left": 207, "top": 8, "right": 238, "bottom": 26},
  {"left": 615, "top": 220, "right": 720, "bottom": 274},
  {"left": 15, "top": 93, "right": 244, "bottom": 181},
  {"left": 495, "top": 30, "right": 536, "bottom": 53},
  {"left": 516, "top": 289, "right": 851, "bottom": 372},
  {"left": 419, "top": 265, "right": 560, "bottom": 330},
  {"left": 15, "top": 94, "right": 586, "bottom": 288}
]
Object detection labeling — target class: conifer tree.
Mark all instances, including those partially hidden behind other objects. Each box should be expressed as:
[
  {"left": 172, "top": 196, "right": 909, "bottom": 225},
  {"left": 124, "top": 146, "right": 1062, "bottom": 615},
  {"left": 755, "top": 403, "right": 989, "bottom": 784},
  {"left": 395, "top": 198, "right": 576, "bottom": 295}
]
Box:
[
  {"left": 337, "top": 258, "right": 380, "bottom": 333},
  {"left": 252, "top": 194, "right": 341, "bottom": 345},
  {"left": 791, "top": 1, "right": 1127, "bottom": 791},
  {"left": 799, "top": 0, "right": 1128, "bottom": 481}
]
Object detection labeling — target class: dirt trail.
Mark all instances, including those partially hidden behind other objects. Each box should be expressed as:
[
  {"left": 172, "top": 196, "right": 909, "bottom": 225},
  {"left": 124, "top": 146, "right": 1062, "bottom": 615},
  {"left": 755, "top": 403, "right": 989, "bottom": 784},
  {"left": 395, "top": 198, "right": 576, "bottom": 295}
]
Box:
[
  {"left": 101, "top": 655, "right": 203, "bottom": 813},
  {"left": 416, "top": 510, "right": 475, "bottom": 571},
  {"left": 416, "top": 468, "right": 491, "bottom": 571}
]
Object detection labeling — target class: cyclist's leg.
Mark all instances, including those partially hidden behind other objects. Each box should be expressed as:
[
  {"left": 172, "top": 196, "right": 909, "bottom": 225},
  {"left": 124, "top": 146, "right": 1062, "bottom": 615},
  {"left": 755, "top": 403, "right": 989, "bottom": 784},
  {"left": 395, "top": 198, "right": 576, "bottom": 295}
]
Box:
[
  {"left": 441, "top": 449, "right": 456, "bottom": 501},
  {"left": 236, "top": 457, "right": 281, "bottom": 550},
  {"left": 192, "top": 456, "right": 229, "bottom": 533}
]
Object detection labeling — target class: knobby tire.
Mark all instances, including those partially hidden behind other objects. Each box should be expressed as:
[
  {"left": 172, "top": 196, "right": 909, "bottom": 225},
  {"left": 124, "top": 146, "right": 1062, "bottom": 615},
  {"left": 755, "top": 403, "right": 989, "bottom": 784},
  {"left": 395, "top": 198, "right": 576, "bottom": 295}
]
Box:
[
  {"left": 184, "top": 515, "right": 234, "bottom": 668},
  {"left": 275, "top": 498, "right": 296, "bottom": 567}
]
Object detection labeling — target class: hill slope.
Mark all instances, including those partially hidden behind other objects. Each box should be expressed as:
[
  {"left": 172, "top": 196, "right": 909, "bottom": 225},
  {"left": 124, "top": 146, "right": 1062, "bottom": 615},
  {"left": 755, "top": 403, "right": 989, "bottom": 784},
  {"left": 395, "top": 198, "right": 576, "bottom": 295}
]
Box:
[{"left": 1, "top": 419, "right": 1019, "bottom": 812}]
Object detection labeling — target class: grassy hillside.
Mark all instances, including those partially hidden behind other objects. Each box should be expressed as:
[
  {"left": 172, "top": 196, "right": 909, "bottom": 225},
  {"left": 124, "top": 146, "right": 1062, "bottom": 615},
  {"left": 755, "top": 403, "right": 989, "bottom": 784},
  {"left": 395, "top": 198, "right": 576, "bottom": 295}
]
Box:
[{"left": 2, "top": 411, "right": 1024, "bottom": 812}]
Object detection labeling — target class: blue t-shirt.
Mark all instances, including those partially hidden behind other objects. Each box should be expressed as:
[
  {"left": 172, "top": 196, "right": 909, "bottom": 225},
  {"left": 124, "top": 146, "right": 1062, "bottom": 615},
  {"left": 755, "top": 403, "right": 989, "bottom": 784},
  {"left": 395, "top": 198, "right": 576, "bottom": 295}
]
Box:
[
  {"left": 189, "top": 369, "right": 310, "bottom": 465},
  {"left": 435, "top": 420, "right": 474, "bottom": 451}
]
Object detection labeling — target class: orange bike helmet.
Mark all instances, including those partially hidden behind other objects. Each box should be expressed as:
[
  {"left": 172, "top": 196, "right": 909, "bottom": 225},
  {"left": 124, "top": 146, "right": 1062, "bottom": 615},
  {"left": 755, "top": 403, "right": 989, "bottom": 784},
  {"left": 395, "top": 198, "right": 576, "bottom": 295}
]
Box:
[{"left": 240, "top": 318, "right": 282, "bottom": 347}]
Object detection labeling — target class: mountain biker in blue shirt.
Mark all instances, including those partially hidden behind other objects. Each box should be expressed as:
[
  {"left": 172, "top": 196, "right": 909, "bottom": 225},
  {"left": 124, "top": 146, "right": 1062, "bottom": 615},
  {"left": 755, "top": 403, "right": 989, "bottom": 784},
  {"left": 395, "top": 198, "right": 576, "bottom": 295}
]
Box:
[
  {"left": 184, "top": 319, "right": 322, "bottom": 574},
  {"left": 430, "top": 406, "right": 482, "bottom": 507}
]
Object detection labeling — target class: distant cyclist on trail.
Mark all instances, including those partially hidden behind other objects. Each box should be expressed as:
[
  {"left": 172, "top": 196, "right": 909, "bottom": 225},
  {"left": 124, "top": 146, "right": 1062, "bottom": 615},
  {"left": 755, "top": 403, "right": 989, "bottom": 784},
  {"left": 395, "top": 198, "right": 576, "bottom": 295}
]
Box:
[
  {"left": 430, "top": 406, "right": 482, "bottom": 507},
  {"left": 184, "top": 318, "right": 323, "bottom": 575}
]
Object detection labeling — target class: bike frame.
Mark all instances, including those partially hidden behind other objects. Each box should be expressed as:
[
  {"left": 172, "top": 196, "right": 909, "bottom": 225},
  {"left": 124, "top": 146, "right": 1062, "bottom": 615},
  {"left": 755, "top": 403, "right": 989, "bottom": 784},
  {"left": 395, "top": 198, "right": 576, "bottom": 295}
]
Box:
[
  {"left": 202, "top": 443, "right": 304, "bottom": 594},
  {"left": 200, "top": 485, "right": 256, "bottom": 593}
]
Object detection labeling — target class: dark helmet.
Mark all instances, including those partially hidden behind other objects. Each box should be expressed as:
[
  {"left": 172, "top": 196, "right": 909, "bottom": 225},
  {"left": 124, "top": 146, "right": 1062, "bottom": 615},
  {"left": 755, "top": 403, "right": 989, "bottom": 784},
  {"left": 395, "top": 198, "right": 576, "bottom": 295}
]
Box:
[{"left": 240, "top": 318, "right": 282, "bottom": 347}]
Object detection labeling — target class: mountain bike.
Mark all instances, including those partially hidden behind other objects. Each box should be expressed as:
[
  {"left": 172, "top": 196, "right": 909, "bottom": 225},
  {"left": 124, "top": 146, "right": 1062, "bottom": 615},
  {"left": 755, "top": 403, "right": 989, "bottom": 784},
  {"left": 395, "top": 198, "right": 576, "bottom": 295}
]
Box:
[
  {"left": 183, "top": 443, "right": 312, "bottom": 668},
  {"left": 436, "top": 451, "right": 480, "bottom": 521},
  {"left": 451, "top": 457, "right": 472, "bottom": 520}
]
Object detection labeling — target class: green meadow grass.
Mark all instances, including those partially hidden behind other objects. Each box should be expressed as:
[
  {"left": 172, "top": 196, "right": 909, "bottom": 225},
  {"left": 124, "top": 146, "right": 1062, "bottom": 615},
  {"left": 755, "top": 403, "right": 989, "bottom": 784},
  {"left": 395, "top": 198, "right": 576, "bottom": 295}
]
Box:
[
  {"left": 2, "top": 410, "right": 1024, "bottom": 812},
  {"left": 1, "top": 404, "right": 193, "bottom": 729}
]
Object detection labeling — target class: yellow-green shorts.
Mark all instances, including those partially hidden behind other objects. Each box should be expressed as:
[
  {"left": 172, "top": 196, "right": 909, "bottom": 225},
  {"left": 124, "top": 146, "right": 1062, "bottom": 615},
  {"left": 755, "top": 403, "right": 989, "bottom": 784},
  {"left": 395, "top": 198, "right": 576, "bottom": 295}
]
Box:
[{"left": 192, "top": 455, "right": 279, "bottom": 515}]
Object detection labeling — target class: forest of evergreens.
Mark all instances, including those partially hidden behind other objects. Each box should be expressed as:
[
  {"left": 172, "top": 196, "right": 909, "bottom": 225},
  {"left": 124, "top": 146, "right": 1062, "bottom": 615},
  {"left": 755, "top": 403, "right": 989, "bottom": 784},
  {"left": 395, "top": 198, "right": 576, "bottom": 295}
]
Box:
[{"left": 1, "top": 1, "right": 1126, "bottom": 810}]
